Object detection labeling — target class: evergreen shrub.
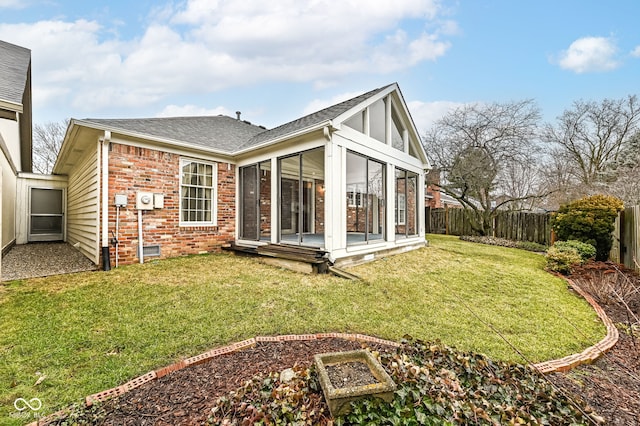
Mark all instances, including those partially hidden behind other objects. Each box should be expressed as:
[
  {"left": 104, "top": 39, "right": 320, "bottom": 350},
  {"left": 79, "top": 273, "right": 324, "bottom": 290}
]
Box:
[
  {"left": 550, "top": 195, "right": 623, "bottom": 261},
  {"left": 553, "top": 240, "right": 596, "bottom": 263},
  {"left": 545, "top": 246, "right": 582, "bottom": 275}
]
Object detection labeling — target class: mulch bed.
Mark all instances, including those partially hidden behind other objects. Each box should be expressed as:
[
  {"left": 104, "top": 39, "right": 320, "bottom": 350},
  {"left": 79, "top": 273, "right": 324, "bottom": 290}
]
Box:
[
  {"left": 548, "top": 262, "right": 640, "bottom": 426},
  {"left": 49, "top": 261, "right": 639, "bottom": 425},
  {"left": 87, "top": 339, "right": 395, "bottom": 425}
]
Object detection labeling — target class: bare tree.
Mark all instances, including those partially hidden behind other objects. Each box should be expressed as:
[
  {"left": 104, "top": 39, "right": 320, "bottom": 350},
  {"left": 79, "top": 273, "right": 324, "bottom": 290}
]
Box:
[
  {"left": 424, "top": 99, "right": 545, "bottom": 235},
  {"left": 537, "top": 148, "right": 587, "bottom": 209},
  {"left": 599, "top": 131, "right": 640, "bottom": 205},
  {"left": 542, "top": 95, "right": 640, "bottom": 188},
  {"left": 32, "top": 119, "right": 69, "bottom": 174},
  {"left": 496, "top": 156, "right": 543, "bottom": 211}
]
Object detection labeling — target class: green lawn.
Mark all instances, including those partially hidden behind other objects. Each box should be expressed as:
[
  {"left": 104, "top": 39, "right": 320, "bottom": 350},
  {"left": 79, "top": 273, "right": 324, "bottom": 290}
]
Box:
[{"left": 0, "top": 234, "right": 604, "bottom": 423}]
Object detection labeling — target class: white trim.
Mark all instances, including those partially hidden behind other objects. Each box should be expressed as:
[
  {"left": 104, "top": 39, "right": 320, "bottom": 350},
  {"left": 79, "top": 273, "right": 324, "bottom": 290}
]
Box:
[
  {"left": 334, "top": 131, "right": 424, "bottom": 172},
  {"left": 179, "top": 157, "right": 218, "bottom": 227},
  {"left": 0, "top": 99, "right": 22, "bottom": 113},
  {"left": 234, "top": 121, "right": 333, "bottom": 156},
  {"left": 270, "top": 157, "right": 278, "bottom": 244},
  {"left": 94, "top": 140, "right": 101, "bottom": 263},
  {"left": 385, "top": 95, "right": 392, "bottom": 146}
]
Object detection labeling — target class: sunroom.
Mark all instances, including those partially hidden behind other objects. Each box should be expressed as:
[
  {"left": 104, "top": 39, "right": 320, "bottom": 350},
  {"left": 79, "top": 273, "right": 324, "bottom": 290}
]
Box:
[{"left": 235, "top": 83, "right": 428, "bottom": 266}]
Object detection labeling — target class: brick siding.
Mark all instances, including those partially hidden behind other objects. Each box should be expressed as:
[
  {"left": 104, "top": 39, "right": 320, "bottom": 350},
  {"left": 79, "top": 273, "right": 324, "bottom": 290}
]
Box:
[{"left": 103, "top": 143, "right": 235, "bottom": 266}]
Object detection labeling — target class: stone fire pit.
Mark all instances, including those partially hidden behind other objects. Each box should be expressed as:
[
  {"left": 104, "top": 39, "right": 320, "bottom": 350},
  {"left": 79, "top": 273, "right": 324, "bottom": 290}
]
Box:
[{"left": 314, "top": 349, "right": 396, "bottom": 417}]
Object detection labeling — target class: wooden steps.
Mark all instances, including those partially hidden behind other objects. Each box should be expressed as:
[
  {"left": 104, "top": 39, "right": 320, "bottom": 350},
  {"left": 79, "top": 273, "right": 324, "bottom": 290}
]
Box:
[
  {"left": 256, "top": 243, "right": 327, "bottom": 263},
  {"left": 227, "top": 242, "right": 330, "bottom": 274}
]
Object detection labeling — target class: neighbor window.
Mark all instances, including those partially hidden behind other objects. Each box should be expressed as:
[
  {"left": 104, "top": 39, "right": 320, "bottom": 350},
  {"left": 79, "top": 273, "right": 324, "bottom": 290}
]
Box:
[
  {"left": 347, "top": 183, "right": 364, "bottom": 208},
  {"left": 396, "top": 193, "right": 406, "bottom": 225},
  {"left": 180, "top": 159, "right": 216, "bottom": 225}
]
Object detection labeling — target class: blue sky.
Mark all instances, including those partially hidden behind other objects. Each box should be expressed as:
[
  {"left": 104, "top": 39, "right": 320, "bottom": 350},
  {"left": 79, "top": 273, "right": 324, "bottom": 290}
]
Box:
[{"left": 1, "top": 0, "right": 639, "bottom": 133}]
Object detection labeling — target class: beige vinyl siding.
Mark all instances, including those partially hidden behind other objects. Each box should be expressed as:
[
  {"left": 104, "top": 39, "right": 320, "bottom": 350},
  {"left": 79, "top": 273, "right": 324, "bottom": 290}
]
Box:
[
  {"left": 1, "top": 153, "right": 17, "bottom": 251},
  {"left": 66, "top": 145, "right": 99, "bottom": 264}
]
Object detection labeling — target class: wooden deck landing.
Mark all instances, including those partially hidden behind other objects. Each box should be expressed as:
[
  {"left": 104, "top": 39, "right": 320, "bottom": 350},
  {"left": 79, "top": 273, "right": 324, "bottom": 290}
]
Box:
[{"left": 227, "top": 242, "right": 330, "bottom": 274}]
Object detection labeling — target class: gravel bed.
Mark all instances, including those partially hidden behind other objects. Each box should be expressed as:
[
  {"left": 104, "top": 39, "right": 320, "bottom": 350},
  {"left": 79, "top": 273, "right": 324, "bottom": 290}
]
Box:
[{"left": 1, "top": 242, "right": 96, "bottom": 281}]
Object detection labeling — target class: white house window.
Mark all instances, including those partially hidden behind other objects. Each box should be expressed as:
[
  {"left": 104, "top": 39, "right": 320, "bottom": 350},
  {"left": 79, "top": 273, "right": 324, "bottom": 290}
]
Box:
[
  {"left": 180, "top": 159, "right": 216, "bottom": 225},
  {"left": 391, "top": 105, "right": 406, "bottom": 151}
]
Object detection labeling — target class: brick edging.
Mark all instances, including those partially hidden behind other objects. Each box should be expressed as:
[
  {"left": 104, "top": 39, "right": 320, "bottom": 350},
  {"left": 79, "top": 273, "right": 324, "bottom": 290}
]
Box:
[
  {"left": 30, "top": 333, "right": 399, "bottom": 425},
  {"left": 532, "top": 278, "right": 619, "bottom": 373},
  {"left": 85, "top": 333, "right": 400, "bottom": 408}
]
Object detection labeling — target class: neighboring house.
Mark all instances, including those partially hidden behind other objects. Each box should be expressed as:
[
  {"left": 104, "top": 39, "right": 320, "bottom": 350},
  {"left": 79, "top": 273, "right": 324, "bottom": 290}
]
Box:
[
  {"left": 426, "top": 188, "right": 463, "bottom": 209},
  {"left": 0, "top": 40, "right": 33, "bottom": 270},
  {"left": 425, "top": 169, "right": 462, "bottom": 209},
  {"left": 51, "top": 83, "right": 430, "bottom": 269}
]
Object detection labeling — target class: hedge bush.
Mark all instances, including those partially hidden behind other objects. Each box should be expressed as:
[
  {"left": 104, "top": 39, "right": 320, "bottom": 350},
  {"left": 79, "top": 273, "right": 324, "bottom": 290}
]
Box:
[
  {"left": 550, "top": 195, "right": 623, "bottom": 261},
  {"left": 553, "top": 240, "right": 597, "bottom": 263},
  {"left": 459, "top": 236, "right": 547, "bottom": 252},
  {"left": 545, "top": 246, "right": 583, "bottom": 275}
]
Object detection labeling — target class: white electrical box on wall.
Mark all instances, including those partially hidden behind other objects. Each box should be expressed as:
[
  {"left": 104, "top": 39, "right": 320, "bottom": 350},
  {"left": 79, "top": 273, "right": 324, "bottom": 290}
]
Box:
[
  {"left": 153, "top": 193, "right": 164, "bottom": 209},
  {"left": 114, "top": 194, "right": 127, "bottom": 207},
  {"left": 136, "top": 191, "right": 154, "bottom": 210}
]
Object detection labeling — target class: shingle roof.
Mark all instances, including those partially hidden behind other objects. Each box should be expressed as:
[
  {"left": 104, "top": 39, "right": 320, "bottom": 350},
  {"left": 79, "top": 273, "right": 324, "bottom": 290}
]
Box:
[
  {"left": 0, "top": 40, "right": 31, "bottom": 106},
  {"left": 80, "top": 84, "right": 394, "bottom": 154},
  {"left": 239, "top": 84, "right": 392, "bottom": 150},
  {"left": 81, "top": 116, "right": 267, "bottom": 154}
]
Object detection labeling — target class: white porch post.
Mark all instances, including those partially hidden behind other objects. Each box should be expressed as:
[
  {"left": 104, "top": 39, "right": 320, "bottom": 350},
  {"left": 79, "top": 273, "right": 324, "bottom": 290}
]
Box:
[
  {"left": 270, "top": 157, "right": 278, "bottom": 244},
  {"left": 386, "top": 163, "right": 396, "bottom": 242},
  {"left": 324, "top": 141, "right": 334, "bottom": 253},
  {"left": 419, "top": 170, "right": 426, "bottom": 237}
]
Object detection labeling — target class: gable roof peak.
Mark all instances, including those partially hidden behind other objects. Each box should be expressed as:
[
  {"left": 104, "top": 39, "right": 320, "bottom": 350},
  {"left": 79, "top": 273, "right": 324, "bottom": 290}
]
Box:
[{"left": 239, "top": 83, "right": 398, "bottom": 150}]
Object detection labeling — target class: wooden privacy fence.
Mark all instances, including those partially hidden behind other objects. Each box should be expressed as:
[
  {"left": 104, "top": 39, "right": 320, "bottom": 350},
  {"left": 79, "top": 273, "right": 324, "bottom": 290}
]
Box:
[
  {"left": 426, "top": 205, "right": 640, "bottom": 271},
  {"left": 610, "top": 206, "right": 640, "bottom": 272},
  {"left": 426, "top": 207, "right": 552, "bottom": 246}
]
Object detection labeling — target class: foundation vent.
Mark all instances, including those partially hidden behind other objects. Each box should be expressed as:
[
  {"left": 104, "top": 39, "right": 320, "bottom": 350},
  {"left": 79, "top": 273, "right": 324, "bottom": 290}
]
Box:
[{"left": 139, "top": 245, "right": 161, "bottom": 258}]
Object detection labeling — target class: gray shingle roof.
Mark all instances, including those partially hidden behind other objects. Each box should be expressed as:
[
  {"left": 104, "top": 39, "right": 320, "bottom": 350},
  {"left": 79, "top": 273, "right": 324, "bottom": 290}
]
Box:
[
  {"left": 0, "top": 40, "right": 31, "bottom": 106},
  {"left": 239, "top": 84, "right": 392, "bottom": 150},
  {"left": 81, "top": 84, "right": 393, "bottom": 154},
  {"left": 81, "top": 116, "right": 267, "bottom": 154}
]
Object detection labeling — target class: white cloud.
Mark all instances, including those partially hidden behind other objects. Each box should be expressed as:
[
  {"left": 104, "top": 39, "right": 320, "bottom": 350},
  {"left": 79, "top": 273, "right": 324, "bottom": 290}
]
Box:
[
  {"left": 367, "top": 30, "right": 451, "bottom": 73},
  {"left": 631, "top": 46, "right": 640, "bottom": 58},
  {"left": 557, "top": 36, "right": 619, "bottom": 73},
  {"left": 407, "top": 100, "right": 465, "bottom": 133},
  {"left": 156, "top": 104, "right": 231, "bottom": 117},
  {"left": 0, "top": 0, "right": 26, "bottom": 8},
  {"left": 0, "top": 20, "right": 128, "bottom": 111},
  {"left": 0, "top": 0, "right": 455, "bottom": 118}
]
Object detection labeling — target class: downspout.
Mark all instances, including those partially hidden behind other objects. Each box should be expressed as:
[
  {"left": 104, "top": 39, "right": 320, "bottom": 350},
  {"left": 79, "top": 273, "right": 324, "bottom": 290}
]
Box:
[{"left": 100, "top": 131, "right": 111, "bottom": 271}]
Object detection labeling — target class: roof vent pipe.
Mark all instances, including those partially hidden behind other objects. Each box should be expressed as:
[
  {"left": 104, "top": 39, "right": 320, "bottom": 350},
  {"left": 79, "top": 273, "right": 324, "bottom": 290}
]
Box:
[{"left": 236, "top": 111, "right": 241, "bottom": 120}]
